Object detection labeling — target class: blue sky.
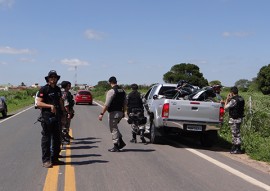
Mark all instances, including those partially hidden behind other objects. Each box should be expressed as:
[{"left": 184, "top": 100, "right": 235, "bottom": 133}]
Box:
[{"left": 0, "top": 0, "right": 269, "bottom": 87}]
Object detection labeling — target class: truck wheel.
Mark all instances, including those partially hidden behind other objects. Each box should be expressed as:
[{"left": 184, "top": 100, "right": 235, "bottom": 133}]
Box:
[
  {"left": 2, "top": 103, "right": 7, "bottom": 118},
  {"left": 150, "top": 122, "right": 160, "bottom": 144},
  {"left": 200, "top": 130, "right": 218, "bottom": 147}
]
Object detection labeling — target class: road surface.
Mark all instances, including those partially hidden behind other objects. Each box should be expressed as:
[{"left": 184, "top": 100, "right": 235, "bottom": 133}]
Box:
[{"left": 0, "top": 102, "right": 269, "bottom": 191}]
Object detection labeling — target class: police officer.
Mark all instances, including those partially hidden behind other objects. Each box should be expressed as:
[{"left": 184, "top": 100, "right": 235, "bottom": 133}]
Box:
[
  {"left": 224, "top": 86, "right": 245, "bottom": 154},
  {"left": 36, "top": 70, "right": 65, "bottom": 168},
  {"left": 60, "top": 81, "right": 74, "bottom": 144},
  {"left": 98, "top": 76, "right": 127, "bottom": 152},
  {"left": 127, "top": 83, "right": 147, "bottom": 144}
]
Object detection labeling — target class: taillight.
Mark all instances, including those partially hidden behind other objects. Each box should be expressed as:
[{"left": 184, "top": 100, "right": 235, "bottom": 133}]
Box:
[
  {"left": 190, "top": 101, "right": 200, "bottom": 105},
  {"left": 162, "top": 103, "right": 169, "bottom": 118},
  {"left": 219, "top": 107, "right": 225, "bottom": 121}
]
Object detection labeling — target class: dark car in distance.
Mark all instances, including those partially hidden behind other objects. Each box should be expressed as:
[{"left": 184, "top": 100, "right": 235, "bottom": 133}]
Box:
[
  {"left": 0, "top": 96, "right": 8, "bottom": 118},
  {"left": 75, "top": 90, "right": 93, "bottom": 105}
]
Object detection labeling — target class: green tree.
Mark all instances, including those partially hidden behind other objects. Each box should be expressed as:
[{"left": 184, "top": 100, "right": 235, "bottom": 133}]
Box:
[
  {"left": 95, "top": 80, "right": 111, "bottom": 91},
  {"left": 234, "top": 79, "right": 251, "bottom": 90},
  {"left": 257, "top": 64, "right": 270, "bottom": 95},
  {"left": 248, "top": 77, "right": 260, "bottom": 92},
  {"left": 163, "top": 63, "right": 208, "bottom": 87}
]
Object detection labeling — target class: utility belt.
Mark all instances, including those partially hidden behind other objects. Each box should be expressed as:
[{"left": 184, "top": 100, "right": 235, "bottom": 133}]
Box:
[{"left": 38, "top": 111, "right": 58, "bottom": 125}]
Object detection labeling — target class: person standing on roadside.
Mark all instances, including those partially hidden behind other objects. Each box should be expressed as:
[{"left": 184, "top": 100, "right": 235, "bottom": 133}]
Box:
[
  {"left": 36, "top": 70, "right": 65, "bottom": 168},
  {"left": 224, "top": 86, "right": 245, "bottom": 154},
  {"left": 60, "top": 81, "right": 74, "bottom": 144},
  {"left": 98, "top": 76, "right": 127, "bottom": 152}
]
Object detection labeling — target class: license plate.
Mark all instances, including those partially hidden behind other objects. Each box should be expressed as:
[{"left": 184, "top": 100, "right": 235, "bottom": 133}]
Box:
[
  {"left": 186, "top": 125, "right": 202, "bottom": 131},
  {"left": 82, "top": 96, "right": 87, "bottom": 99}
]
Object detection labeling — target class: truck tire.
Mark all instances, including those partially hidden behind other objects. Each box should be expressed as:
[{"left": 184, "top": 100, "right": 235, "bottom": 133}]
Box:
[
  {"left": 150, "top": 122, "right": 160, "bottom": 144},
  {"left": 200, "top": 130, "right": 218, "bottom": 147},
  {"left": 1, "top": 103, "right": 7, "bottom": 118}
]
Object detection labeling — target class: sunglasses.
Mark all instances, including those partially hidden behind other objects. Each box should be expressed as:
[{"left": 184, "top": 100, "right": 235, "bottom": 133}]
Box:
[{"left": 49, "top": 76, "right": 58, "bottom": 79}]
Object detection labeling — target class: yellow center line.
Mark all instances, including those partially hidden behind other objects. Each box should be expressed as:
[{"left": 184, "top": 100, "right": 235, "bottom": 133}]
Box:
[
  {"left": 43, "top": 129, "right": 76, "bottom": 191},
  {"left": 43, "top": 165, "right": 59, "bottom": 191},
  {"left": 64, "top": 129, "right": 76, "bottom": 191}
]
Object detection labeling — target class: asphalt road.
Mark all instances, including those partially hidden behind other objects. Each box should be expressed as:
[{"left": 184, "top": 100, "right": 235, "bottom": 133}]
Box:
[{"left": 0, "top": 103, "right": 269, "bottom": 191}]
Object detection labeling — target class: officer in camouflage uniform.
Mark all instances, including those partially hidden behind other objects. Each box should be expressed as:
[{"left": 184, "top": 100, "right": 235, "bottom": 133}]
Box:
[
  {"left": 60, "top": 81, "right": 74, "bottom": 144},
  {"left": 225, "top": 86, "right": 245, "bottom": 154},
  {"left": 127, "top": 83, "right": 147, "bottom": 144}
]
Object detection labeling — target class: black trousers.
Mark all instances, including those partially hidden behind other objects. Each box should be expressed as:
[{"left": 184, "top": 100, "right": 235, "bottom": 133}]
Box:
[{"left": 41, "top": 120, "right": 61, "bottom": 163}]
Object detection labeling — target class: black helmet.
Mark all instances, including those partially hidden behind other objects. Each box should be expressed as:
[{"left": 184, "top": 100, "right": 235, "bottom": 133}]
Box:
[
  {"left": 177, "top": 80, "right": 188, "bottom": 88},
  {"left": 131, "top": 83, "right": 138, "bottom": 90},
  {"left": 61, "top": 81, "right": 69, "bottom": 88}
]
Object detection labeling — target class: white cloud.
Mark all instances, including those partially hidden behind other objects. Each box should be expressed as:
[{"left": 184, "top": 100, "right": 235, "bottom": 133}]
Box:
[
  {"left": 127, "top": 60, "right": 136, "bottom": 65},
  {"left": 19, "top": 57, "right": 35, "bottom": 63},
  {"left": 61, "top": 58, "right": 89, "bottom": 67},
  {"left": 222, "top": 31, "right": 253, "bottom": 38},
  {"left": 0, "top": 61, "right": 8, "bottom": 65},
  {"left": 0, "top": 0, "right": 14, "bottom": 8},
  {"left": 84, "top": 29, "right": 105, "bottom": 40},
  {"left": 0, "top": 46, "right": 33, "bottom": 54}
]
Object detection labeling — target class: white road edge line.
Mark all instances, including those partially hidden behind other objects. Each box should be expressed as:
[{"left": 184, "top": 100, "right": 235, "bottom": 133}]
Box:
[
  {"left": 96, "top": 101, "right": 270, "bottom": 191},
  {"left": 0, "top": 106, "right": 34, "bottom": 124},
  {"left": 185, "top": 147, "right": 270, "bottom": 191}
]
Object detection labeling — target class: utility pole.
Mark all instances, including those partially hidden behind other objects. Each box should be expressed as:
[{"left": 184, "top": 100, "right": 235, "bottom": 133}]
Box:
[{"left": 74, "top": 66, "right": 77, "bottom": 86}]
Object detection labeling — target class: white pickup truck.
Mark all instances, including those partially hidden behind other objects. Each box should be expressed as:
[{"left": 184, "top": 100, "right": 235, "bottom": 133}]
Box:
[
  {"left": 143, "top": 83, "right": 224, "bottom": 147},
  {"left": 0, "top": 96, "right": 8, "bottom": 118}
]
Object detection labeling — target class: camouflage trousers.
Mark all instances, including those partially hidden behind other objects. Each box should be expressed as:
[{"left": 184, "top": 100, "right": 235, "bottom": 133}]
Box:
[
  {"left": 108, "top": 111, "right": 123, "bottom": 144},
  {"left": 230, "top": 122, "right": 242, "bottom": 145}
]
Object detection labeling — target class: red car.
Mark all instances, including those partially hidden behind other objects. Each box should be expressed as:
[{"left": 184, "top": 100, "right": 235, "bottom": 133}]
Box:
[{"left": 75, "top": 90, "right": 93, "bottom": 105}]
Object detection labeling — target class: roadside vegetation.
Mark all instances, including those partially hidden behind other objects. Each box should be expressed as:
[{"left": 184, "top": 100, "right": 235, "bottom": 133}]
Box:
[{"left": 0, "top": 88, "right": 38, "bottom": 113}]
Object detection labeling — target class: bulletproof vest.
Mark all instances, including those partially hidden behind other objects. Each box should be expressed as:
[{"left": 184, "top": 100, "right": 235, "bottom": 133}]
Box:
[
  {"left": 127, "top": 90, "right": 143, "bottom": 113},
  {"left": 67, "top": 91, "right": 75, "bottom": 108},
  {"left": 39, "top": 84, "right": 61, "bottom": 112},
  {"left": 107, "top": 85, "right": 126, "bottom": 112},
  {"left": 229, "top": 95, "right": 245, "bottom": 119}
]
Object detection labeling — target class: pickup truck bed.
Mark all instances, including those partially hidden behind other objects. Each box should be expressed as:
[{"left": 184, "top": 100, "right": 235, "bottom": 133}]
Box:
[{"left": 143, "top": 83, "right": 224, "bottom": 147}]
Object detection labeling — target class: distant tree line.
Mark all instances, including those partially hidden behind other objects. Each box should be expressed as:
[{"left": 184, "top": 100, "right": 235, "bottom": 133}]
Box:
[{"left": 94, "top": 63, "right": 270, "bottom": 95}]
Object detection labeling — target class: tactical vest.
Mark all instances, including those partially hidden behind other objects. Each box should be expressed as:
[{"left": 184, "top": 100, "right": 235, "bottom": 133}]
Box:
[
  {"left": 39, "top": 84, "right": 61, "bottom": 113},
  {"left": 107, "top": 85, "right": 126, "bottom": 112},
  {"left": 67, "top": 91, "right": 75, "bottom": 108},
  {"left": 229, "top": 95, "right": 245, "bottom": 119},
  {"left": 127, "top": 90, "right": 143, "bottom": 113}
]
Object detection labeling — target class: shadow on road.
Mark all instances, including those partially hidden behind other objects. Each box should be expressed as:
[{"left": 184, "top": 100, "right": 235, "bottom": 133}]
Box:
[
  {"left": 121, "top": 149, "right": 155, "bottom": 152},
  {"left": 163, "top": 134, "right": 231, "bottom": 153},
  {"left": 64, "top": 154, "right": 102, "bottom": 158},
  {"left": 66, "top": 160, "right": 109, "bottom": 165},
  {"left": 62, "top": 136, "right": 108, "bottom": 166},
  {"left": 0, "top": 114, "right": 14, "bottom": 120}
]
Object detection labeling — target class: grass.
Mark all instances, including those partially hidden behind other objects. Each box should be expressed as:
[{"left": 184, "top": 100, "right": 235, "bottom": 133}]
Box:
[{"left": 0, "top": 89, "right": 37, "bottom": 113}]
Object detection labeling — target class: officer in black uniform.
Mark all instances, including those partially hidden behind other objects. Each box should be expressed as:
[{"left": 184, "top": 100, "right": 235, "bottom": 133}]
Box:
[
  {"left": 98, "top": 76, "right": 127, "bottom": 152},
  {"left": 127, "top": 83, "right": 147, "bottom": 144},
  {"left": 225, "top": 86, "right": 245, "bottom": 154},
  {"left": 36, "top": 70, "right": 65, "bottom": 168}
]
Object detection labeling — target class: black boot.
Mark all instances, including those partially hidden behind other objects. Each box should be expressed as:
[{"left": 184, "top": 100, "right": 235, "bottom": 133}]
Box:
[
  {"left": 130, "top": 132, "right": 137, "bottom": 143},
  {"left": 118, "top": 137, "right": 126, "bottom": 149},
  {"left": 230, "top": 145, "right": 242, "bottom": 154},
  {"left": 108, "top": 144, "right": 120, "bottom": 152},
  {"left": 140, "top": 130, "right": 147, "bottom": 145}
]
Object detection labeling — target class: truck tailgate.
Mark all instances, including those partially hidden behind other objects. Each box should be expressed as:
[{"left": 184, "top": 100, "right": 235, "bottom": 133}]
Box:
[{"left": 168, "top": 100, "right": 221, "bottom": 123}]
